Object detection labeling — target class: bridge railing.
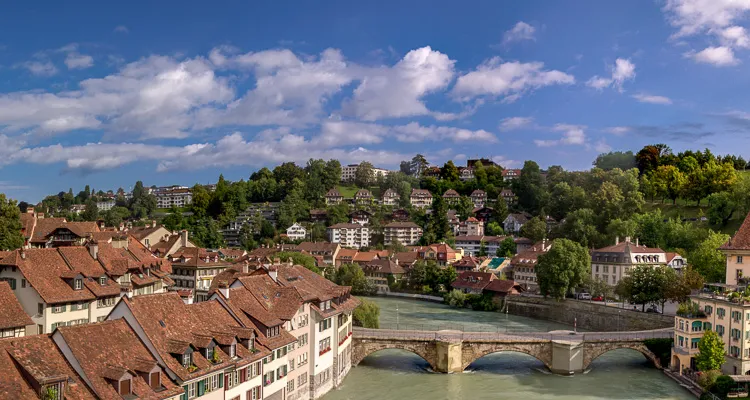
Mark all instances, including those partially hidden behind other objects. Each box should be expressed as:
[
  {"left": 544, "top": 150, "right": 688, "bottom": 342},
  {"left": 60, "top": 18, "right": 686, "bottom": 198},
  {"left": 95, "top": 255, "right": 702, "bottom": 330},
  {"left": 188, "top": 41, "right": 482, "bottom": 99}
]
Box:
[{"left": 354, "top": 327, "right": 673, "bottom": 342}]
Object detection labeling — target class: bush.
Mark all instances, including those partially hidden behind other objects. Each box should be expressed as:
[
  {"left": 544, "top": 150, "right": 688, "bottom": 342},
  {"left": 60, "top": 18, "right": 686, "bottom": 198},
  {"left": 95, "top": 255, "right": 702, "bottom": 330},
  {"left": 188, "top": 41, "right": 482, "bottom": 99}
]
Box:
[
  {"left": 468, "top": 293, "right": 497, "bottom": 311},
  {"left": 644, "top": 338, "right": 674, "bottom": 367},
  {"left": 697, "top": 370, "right": 721, "bottom": 389},
  {"left": 421, "top": 285, "right": 433, "bottom": 295},
  {"left": 711, "top": 375, "right": 735, "bottom": 398},
  {"left": 444, "top": 289, "right": 467, "bottom": 308},
  {"left": 353, "top": 299, "right": 380, "bottom": 329}
]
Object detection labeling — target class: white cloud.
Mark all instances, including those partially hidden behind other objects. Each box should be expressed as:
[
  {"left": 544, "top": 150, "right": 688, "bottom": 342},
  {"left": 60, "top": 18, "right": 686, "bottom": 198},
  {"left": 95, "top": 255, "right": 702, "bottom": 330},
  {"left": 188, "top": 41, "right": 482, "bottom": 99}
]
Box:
[
  {"left": 719, "top": 26, "right": 750, "bottom": 48},
  {"left": 317, "top": 120, "right": 497, "bottom": 146},
  {"left": 18, "top": 61, "right": 58, "bottom": 76},
  {"left": 605, "top": 126, "right": 631, "bottom": 135},
  {"left": 593, "top": 139, "right": 612, "bottom": 153},
  {"left": 452, "top": 58, "right": 574, "bottom": 101},
  {"left": 114, "top": 25, "right": 129, "bottom": 34},
  {"left": 499, "top": 116, "right": 533, "bottom": 131},
  {"left": 64, "top": 53, "right": 94, "bottom": 69},
  {"left": 632, "top": 93, "right": 673, "bottom": 104},
  {"left": 503, "top": 22, "right": 536, "bottom": 45},
  {"left": 688, "top": 46, "right": 739, "bottom": 66},
  {"left": 453, "top": 154, "right": 467, "bottom": 160},
  {"left": 534, "top": 124, "right": 587, "bottom": 147},
  {"left": 586, "top": 58, "right": 635, "bottom": 91}
]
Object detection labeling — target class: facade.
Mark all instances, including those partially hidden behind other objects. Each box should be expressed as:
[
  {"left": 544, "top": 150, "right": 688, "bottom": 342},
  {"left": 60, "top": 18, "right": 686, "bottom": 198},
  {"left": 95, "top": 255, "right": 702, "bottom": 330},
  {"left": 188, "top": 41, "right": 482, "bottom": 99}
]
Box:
[
  {"left": 95, "top": 199, "right": 116, "bottom": 211},
  {"left": 470, "top": 190, "right": 487, "bottom": 209},
  {"left": 222, "top": 203, "right": 282, "bottom": 247},
  {"left": 383, "top": 222, "right": 423, "bottom": 246},
  {"left": 327, "top": 224, "right": 370, "bottom": 249},
  {"left": 154, "top": 186, "right": 193, "bottom": 209},
  {"left": 27, "top": 215, "right": 100, "bottom": 248},
  {"left": 354, "top": 189, "right": 373, "bottom": 205},
  {"left": 169, "top": 247, "right": 231, "bottom": 302},
  {"left": 349, "top": 210, "right": 372, "bottom": 226},
  {"left": 500, "top": 189, "right": 516, "bottom": 205},
  {"left": 325, "top": 189, "right": 343, "bottom": 206},
  {"left": 502, "top": 169, "right": 521, "bottom": 180},
  {"left": 458, "top": 167, "right": 475, "bottom": 181},
  {"left": 295, "top": 242, "right": 341, "bottom": 266},
  {"left": 150, "top": 230, "right": 197, "bottom": 258},
  {"left": 590, "top": 237, "right": 667, "bottom": 286},
  {"left": 129, "top": 223, "right": 174, "bottom": 249},
  {"left": 503, "top": 213, "right": 530, "bottom": 235},
  {"left": 452, "top": 256, "right": 485, "bottom": 273},
  {"left": 509, "top": 241, "right": 550, "bottom": 292},
  {"left": 453, "top": 235, "right": 504, "bottom": 257},
  {"left": 341, "top": 163, "right": 391, "bottom": 183},
  {"left": 442, "top": 189, "right": 461, "bottom": 205},
  {"left": 415, "top": 243, "right": 461, "bottom": 266},
  {"left": 361, "top": 259, "right": 405, "bottom": 293},
  {"left": 381, "top": 189, "right": 400, "bottom": 206},
  {"left": 286, "top": 223, "right": 307, "bottom": 241},
  {"left": 720, "top": 212, "right": 750, "bottom": 286},
  {"left": 0, "top": 281, "right": 34, "bottom": 337},
  {"left": 410, "top": 189, "right": 433, "bottom": 209},
  {"left": 458, "top": 217, "right": 484, "bottom": 237}
]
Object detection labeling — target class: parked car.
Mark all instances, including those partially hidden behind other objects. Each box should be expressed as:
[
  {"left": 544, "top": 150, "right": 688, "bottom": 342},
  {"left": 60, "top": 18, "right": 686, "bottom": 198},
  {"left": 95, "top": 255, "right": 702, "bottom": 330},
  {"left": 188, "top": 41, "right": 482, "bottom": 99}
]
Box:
[
  {"left": 646, "top": 305, "right": 659, "bottom": 313},
  {"left": 592, "top": 296, "right": 604, "bottom": 301},
  {"left": 577, "top": 293, "right": 592, "bottom": 300}
]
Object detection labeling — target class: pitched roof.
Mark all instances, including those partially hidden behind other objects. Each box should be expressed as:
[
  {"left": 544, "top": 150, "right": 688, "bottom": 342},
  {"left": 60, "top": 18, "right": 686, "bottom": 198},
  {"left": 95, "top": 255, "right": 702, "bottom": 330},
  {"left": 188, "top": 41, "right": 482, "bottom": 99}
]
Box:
[
  {"left": 218, "top": 248, "right": 247, "bottom": 259},
  {"left": 335, "top": 248, "right": 358, "bottom": 262},
  {"left": 451, "top": 271, "right": 496, "bottom": 291},
  {"left": 470, "top": 189, "right": 486, "bottom": 196},
  {"left": 484, "top": 279, "right": 524, "bottom": 294},
  {"left": 665, "top": 252, "right": 683, "bottom": 263},
  {"left": 128, "top": 225, "right": 168, "bottom": 241},
  {"left": 328, "top": 223, "right": 366, "bottom": 229},
  {"left": 30, "top": 218, "right": 100, "bottom": 243},
  {"left": 325, "top": 188, "right": 342, "bottom": 197},
  {"left": 382, "top": 188, "right": 398, "bottom": 198},
  {"left": 593, "top": 240, "right": 664, "bottom": 254},
  {"left": 393, "top": 251, "right": 419, "bottom": 266},
  {"left": 511, "top": 242, "right": 550, "bottom": 266},
  {"left": 0, "top": 282, "right": 32, "bottom": 330},
  {"left": 362, "top": 259, "right": 405, "bottom": 275},
  {"left": 355, "top": 189, "right": 372, "bottom": 198},
  {"left": 384, "top": 221, "right": 420, "bottom": 229},
  {"left": 56, "top": 319, "right": 184, "bottom": 399},
  {"left": 721, "top": 211, "right": 750, "bottom": 250},
  {"left": 442, "top": 189, "right": 460, "bottom": 198},
  {"left": 505, "top": 213, "right": 530, "bottom": 224},
  {"left": 19, "top": 213, "right": 35, "bottom": 240},
  {"left": 453, "top": 255, "right": 482, "bottom": 269},
  {"left": 296, "top": 242, "right": 340, "bottom": 253},
  {"left": 410, "top": 189, "right": 432, "bottom": 197}
]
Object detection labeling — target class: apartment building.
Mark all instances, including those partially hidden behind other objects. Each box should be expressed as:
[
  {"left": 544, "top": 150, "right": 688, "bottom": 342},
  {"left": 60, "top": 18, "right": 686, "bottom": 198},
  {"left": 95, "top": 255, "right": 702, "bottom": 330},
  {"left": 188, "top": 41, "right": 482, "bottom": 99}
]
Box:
[
  {"left": 470, "top": 190, "right": 487, "bottom": 208},
  {"left": 410, "top": 189, "right": 433, "bottom": 209},
  {"left": 295, "top": 242, "right": 341, "bottom": 266},
  {"left": 286, "top": 223, "right": 307, "bottom": 241},
  {"left": 27, "top": 215, "right": 100, "bottom": 248},
  {"left": 327, "top": 224, "right": 370, "bottom": 249},
  {"left": 383, "top": 222, "right": 423, "bottom": 246},
  {"left": 442, "top": 189, "right": 460, "bottom": 205},
  {"left": 340, "top": 163, "right": 391, "bottom": 183},
  {"left": 169, "top": 247, "right": 231, "bottom": 302},
  {"left": 154, "top": 186, "right": 193, "bottom": 209},
  {"left": 720, "top": 212, "right": 750, "bottom": 286},
  {"left": 381, "top": 188, "right": 400, "bottom": 206},
  {"left": 453, "top": 235, "right": 504, "bottom": 257},
  {"left": 325, "top": 189, "right": 343, "bottom": 205},
  {"left": 590, "top": 237, "right": 668, "bottom": 286},
  {"left": 128, "top": 223, "right": 174, "bottom": 249},
  {"left": 96, "top": 199, "right": 116, "bottom": 211},
  {"left": 354, "top": 189, "right": 373, "bottom": 205},
  {"left": 458, "top": 217, "right": 484, "bottom": 237},
  {"left": 509, "top": 241, "right": 550, "bottom": 292}
]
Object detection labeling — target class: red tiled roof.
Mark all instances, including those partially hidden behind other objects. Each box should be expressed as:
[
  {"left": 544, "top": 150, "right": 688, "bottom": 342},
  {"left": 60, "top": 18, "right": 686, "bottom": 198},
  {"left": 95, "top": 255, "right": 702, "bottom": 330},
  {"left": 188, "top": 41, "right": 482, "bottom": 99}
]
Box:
[
  {"left": 443, "top": 189, "right": 460, "bottom": 198},
  {"left": 0, "top": 282, "right": 32, "bottom": 329},
  {"left": 56, "top": 319, "right": 184, "bottom": 399},
  {"left": 484, "top": 279, "right": 524, "bottom": 294},
  {"left": 451, "top": 271, "right": 496, "bottom": 291},
  {"left": 30, "top": 218, "right": 100, "bottom": 243},
  {"left": 384, "top": 221, "right": 420, "bottom": 228},
  {"left": 593, "top": 241, "right": 664, "bottom": 254},
  {"left": 218, "top": 248, "right": 247, "bottom": 259},
  {"left": 362, "top": 259, "right": 405, "bottom": 275},
  {"left": 722, "top": 211, "right": 750, "bottom": 250},
  {"left": 19, "top": 213, "right": 35, "bottom": 240}
]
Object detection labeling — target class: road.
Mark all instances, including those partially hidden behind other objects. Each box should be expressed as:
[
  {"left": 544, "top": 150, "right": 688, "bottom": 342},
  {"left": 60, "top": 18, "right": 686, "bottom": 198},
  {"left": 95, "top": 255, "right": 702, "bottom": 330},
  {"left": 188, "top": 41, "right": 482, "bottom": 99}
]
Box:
[{"left": 353, "top": 327, "right": 673, "bottom": 342}]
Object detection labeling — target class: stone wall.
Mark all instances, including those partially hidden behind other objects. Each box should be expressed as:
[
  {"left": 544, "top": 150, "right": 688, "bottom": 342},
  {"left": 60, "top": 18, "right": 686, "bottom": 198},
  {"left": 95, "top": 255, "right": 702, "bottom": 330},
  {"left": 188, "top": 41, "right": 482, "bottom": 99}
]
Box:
[{"left": 506, "top": 296, "right": 673, "bottom": 331}]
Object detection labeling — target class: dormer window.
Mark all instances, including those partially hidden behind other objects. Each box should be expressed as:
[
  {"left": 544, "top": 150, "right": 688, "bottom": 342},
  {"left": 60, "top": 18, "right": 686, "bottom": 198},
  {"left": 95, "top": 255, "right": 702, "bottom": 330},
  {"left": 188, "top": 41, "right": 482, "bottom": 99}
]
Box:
[
  {"left": 74, "top": 279, "right": 83, "bottom": 290},
  {"left": 149, "top": 371, "right": 160, "bottom": 390},
  {"left": 182, "top": 352, "right": 192, "bottom": 369},
  {"left": 226, "top": 343, "right": 237, "bottom": 358},
  {"left": 99, "top": 276, "right": 106, "bottom": 285},
  {"left": 118, "top": 377, "right": 132, "bottom": 396},
  {"left": 245, "top": 338, "right": 255, "bottom": 351}
]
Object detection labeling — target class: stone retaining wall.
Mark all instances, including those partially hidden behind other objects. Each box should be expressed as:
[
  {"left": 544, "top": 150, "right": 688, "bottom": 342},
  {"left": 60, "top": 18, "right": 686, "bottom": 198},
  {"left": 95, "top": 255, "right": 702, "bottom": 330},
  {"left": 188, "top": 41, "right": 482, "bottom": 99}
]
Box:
[{"left": 506, "top": 296, "right": 674, "bottom": 331}]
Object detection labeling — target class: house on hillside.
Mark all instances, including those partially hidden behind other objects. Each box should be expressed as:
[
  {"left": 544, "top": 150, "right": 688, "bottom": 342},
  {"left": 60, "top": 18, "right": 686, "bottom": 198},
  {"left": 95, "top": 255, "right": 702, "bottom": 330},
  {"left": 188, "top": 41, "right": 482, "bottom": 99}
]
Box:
[
  {"left": 500, "top": 188, "right": 516, "bottom": 205},
  {"left": 325, "top": 188, "right": 344, "bottom": 205},
  {"left": 503, "top": 213, "right": 531, "bottom": 234},
  {"left": 383, "top": 222, "right": 422, "bottom": 246},
  {"left": 470, "top": 190, "right": 487, "bottom": 208},
  {"left": 591, "top": 237, "right": 668, "bottom": 286},
  {"left": 410, "top": 189, "right": 433, "bottom": 209},
  {"left": 458, "top": 217, "right": 484, "bottom": 237},
  {"left": 354, "top": 189, "right": 373, "bottom": 205},
  {"left": 472, "top": 207, "right": 495, "bottom": 223},
  {"left": 382, "top": 188, "right": 400, "bottom": 206},
  {"left": 286, "top": 223, "right": 307, "bottom": 241},
  {"left": 361, "top": 258, "right": 405, "bottom": 293},
  {"left": 442, "top": 189, "right": 461, "bottom": 205},
  {"left": 350, "top": 210, "right": 372, "bottom": 225}
]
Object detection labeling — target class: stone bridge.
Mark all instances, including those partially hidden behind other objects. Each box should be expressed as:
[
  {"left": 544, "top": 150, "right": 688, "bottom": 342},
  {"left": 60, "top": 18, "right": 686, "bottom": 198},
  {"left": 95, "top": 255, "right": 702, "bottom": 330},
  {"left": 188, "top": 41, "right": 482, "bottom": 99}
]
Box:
[{"left": 352, "top": 328, "right": 671, "bottom": 375}]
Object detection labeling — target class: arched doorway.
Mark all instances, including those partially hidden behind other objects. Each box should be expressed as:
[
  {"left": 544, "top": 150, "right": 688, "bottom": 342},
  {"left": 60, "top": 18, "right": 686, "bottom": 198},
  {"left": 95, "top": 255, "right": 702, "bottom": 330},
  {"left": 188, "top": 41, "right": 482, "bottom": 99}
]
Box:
[{"left": 672, "top": 355, "right": 681, "bottom": 372}]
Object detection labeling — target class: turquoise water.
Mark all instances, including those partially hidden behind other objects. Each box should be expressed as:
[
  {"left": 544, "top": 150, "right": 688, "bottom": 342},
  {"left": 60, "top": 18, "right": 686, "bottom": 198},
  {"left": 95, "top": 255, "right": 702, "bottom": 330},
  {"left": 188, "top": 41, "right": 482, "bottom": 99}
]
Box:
[{"left": 324, "top": 297, "right": 693, "bottom": 400}]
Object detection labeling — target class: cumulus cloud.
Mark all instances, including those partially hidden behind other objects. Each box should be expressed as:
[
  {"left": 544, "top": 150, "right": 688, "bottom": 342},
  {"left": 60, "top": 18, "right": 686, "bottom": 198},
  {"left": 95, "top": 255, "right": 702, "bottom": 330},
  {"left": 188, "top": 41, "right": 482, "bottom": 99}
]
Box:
[
  {"left": 586, "top": 58, "right": 635, "bottom": 91},
  {"left": 499, "top": 116, "right": 533, "bottom": 131},
  {"left": 632, "top": 93, "right": 673, "bottom": 104},
  {"left": 64, "top": 52, "right": 94, "bottom": 69},
  {"left": 452, "top": 58, "right": 574, "bottom": 102},
  {"left": 17, "top": 61, "right": 58, "bottom": 76},
  {"left": 534, "top": 124, "right": 587, "bottom": 147},
  {"left": 503, "top": 22, "right": 536, "bottom": 45},
  {"left": 687, "top": 46, "right": 739, "bottom": 66},
  {"left": 317, "top": 121, "right": 497, "bottom": 146}
]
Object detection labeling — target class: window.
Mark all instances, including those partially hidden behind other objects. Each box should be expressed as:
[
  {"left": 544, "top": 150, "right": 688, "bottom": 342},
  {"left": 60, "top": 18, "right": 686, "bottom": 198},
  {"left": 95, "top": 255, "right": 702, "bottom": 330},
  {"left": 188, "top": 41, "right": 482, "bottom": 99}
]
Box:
[
  {"left": 149, "top": 372, "right": 160, "bottom": 390},
  {"left": 118, "top": 378, "right": 132, "bottom": 396},
  {"left": 74, "top": 279, "right": 83, "bottom": 290},
  {"left": 38, "top": 303, "right": 44, "bottom": 315},
  {"left": 277, "top": 365, "right": 287, "bottom": 378},
  {"left": 52, "top": 304, "right": 66, "bottom": 313},
  {"left": 263, "top": 372, "right": 275, "bottom": 386},
  {"left": 739, "top": 256, "right": 744, "bottom": 264},
  {"left": 228, "top": 343, "right": 236, "bottom": 358},
  {"left": 0, "top": 278, "right": 16, "bottom": 290},
  {"left": 287, "top": 379, "right": 295, "bottom": 392},
  {"left": 99, "top": 277, "right": 107, "bottom": 285},
  {"left": 298, "top": 373, "right": 308, "bottom": 386},
  {"left": 21, "top": 279, "right": 26, "bottom": 288},
  {"left": 247, "top": 387, "right": 261, "bottom": 400},
  {"left": 182, "top": 353, "right": 192, "bottom": 369},
  {"left": 97, "top": 297, "right": 117, "bottom": 308},
  {"left": 298, "top": 352, "right": 308, "bottom": 366},
  {"left": 319, "top": 338, "right": 331, "bottom": 355},
  {"left": 319, "top": 318, "right": 332, "bottom": 332}
]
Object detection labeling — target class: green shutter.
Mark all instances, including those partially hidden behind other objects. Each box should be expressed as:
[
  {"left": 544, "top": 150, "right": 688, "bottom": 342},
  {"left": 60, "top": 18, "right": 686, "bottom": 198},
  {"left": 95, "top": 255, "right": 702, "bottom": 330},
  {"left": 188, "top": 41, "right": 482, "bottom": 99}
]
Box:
[
  {"left": 218, "top": 373, "right": 224, "bottom": 388},
  {"left": 181, "top": 385, "right": 188, "bottom": 400},
  {"left": 197, "top": 380, "right": 205, "bottom": 396},
  {"left": 61, "top": 304, "right": 67, "bottom": 312}
]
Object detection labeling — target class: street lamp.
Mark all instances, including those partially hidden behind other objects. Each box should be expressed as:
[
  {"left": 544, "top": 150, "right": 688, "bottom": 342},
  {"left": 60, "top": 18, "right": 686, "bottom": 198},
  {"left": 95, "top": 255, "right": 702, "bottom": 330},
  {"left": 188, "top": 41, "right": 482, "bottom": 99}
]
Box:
[{"left": 396, "top": 305, "right": 399, "bottom": 330}]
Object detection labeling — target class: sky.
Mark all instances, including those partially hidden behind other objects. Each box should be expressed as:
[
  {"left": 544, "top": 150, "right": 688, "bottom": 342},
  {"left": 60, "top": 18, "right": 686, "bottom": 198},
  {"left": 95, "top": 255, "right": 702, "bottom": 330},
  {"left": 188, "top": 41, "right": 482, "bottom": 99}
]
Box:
[{"left": 3, "top": 0, "right": 750, "bottom": 202}]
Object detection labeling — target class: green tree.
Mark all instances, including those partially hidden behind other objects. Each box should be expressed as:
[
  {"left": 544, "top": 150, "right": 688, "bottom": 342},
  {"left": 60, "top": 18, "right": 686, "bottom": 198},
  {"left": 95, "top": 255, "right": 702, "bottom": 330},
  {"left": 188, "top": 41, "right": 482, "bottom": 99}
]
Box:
[
  {"left": 444, "top": 289, "right": 467, "bottom": 308},
  {"left": 354, "top": 162, "right": 375, "bottom": 188},
  {"left": 696, "top": 330, "right": 725, "bottom": 372},
  {"left": 485, "top": 221, "right": 504, "bottom": 236},
  {"left": 652, "top": 165, "right": 687, "bottom": 204},
  {"left": 278, "top": 178, "right": 310, "bottom": 229},
  {"left": 616, "top": 266, "right": 664, "bottom": 311},
  {"left": 455, "top": 196, "right": 474, "bottom": 221},
  {"left": 440, "top": 160, "right": 460, "bottom": 182},
  {"left": 439, "top": 266, "right": 458, "bottom": 291},
  {"left": 514, "top": 161, "right": 547, "bottom": 215},
  {"left": 536, "top": 239, "right": 590, "bottom": 300},
  {"left": 161, "top": 206, "right": 184, "bottom": 231},
  {"left": 326, "top": 203, "right": 350, "bottom": 226},
  {"left": 478, "top": 240, "right": 488, "bottom": 256},
  {"left": 335, "top": 263, "right": 376, "bottom": 295},
  {"left": 81, "top": 198, "right": 99, "bottom": 221},
  {"left": 594, "top": 151, "right": 636, "bottom": 171},
  {"left": 129, "top": 181, "right": 157, "bottom": 218},
  {"left": 548, "top": 182, "right": 573, "bottom": 221},
  {"left": 519, "top": 216, "right": 547, "bottom": 243},
  {"left": 494, "top": 195, "right": 509, "bottom": 223},
  {"left": 690, "top": 231, "right": 731, "bottom": 282},
  {"left": 707, "top": 191, "right": 736, "bottom": 226},
  {"left": 276, "top": 251, "right": 321, "bottom": 274},
  {"left": 606, "top": 218, "right": 637, "bottom": 242},
  {"left": 410, "top": 154, "right": 429, "bottom": 177},
  {"left": 497, "top": 237, "right": 516, "bottom": 257},
  {"left": 353, "top": 299, "right": 380, "bottom": 328},
  {"left": 323, "top": 160, "right": 342, "bottom": 190},
  {"left": 0, "top": 194, "right": 24, "bottom": 250}
]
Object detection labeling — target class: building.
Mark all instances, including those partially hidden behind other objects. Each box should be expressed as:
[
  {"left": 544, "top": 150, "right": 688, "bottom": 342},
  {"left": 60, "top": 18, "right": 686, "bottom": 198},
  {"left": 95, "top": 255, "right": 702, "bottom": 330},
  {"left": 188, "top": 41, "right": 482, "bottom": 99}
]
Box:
[
  {"left": 95, "top": 199, "right": 115, "bottom": 211},
  {"left": 503, "top": 213, "right": 530, "bottom": 235},
  {"left": 458, "top": 217, "right": 484, "bottom": 237},
  {"left": 26, "top": 215, "right": 100, "bottom": 248},
  {"left": 341, "top": 163, "right": 391, "bottom": 183},
  {"left": 296, "top": 242, "right": 341, "bottom": 266},
  {"left": 472, "top": 207, "right": 495, "bottom": 223},
  {"left": 383, "top": 222, "right": 423, "bottom": 246},
  {"left": 590, "top": 237, "right": 667, "bottom": 286},
  {"left": 222, "top": 203, "right": 282, "bottom": 247},
  {"left": 325, "top": 189, "right": 344, "bottom": 205},
  {"left": 390, "top": 209, "right": 410, "bottom": 222},
  {"left": 354, "top": 189, "right": 373, "bottom": 205},
  {"left": 150, "top": 230, "right": 197, "bottom": 258},
  {"left": 502, "top": 169, "right": 521, "bottom": 181},
  {"left": 381, "top": 189, "right": 400, "bottom": 206},
  {"left": 442, "top": 189, "right": 461, "bottom": 205},
  {"left": 720, "top": 212, "right": 750, "bottom": 286},
  {"left": 666, "top": 252, "right": 687, "bottom": 272},
  {"left": 452, "top": 256, "right": 486, "bottom": 273},
  {"left": 458, "top": 167, "right": 474, "bottom": 181},
  {"left": 286, "top": 223, "right": 307, "bottom": 241},
  {"left": 218, "top": 248, "right": 248, "bottom": 260},
  {"left": 154, "top": 186, "right": 193, "bottom": 209},
  {"left": 470, "top": 190, "right": 487, "bottom": 209},
  {"left": 451, "top": 271, "right": 523, "bottom": 298},
  {"left": 361, "top": 258, "right": 405, "bottom": 293},
  {"left": 500, "top": 188, "right": 516, "bottom": 205},
  {"left": 350, "top": 210, "right": 372, "bottom": 226},
  {"left": 416, "top": 243, "right": 461, "bottom": 266},
  {"left": 310, "top": 209, "right": 328, "bottom": 223},
  {"left": 467, "top": 158, "right": 498, "bottom": 168},
  {"left": 410, "top": 189, "right": 433, "bottom": 209},
  {"left": 168, "top": 247, "right": 231, "bottom": 302},
  {"left": 327, "top": 224, "right": 370, "bottom": 249},
  {"left": 453, "top": 235, "right": 505, "bottom": 257},
  {"left": 509, "top": 241, "right": 550, "bottom": 292},
  {"left": 128, "top": 223, "right": 174, "bottom": 249},
  {"left": 0, "top": 281, "right": 34, "bottom": 337}
]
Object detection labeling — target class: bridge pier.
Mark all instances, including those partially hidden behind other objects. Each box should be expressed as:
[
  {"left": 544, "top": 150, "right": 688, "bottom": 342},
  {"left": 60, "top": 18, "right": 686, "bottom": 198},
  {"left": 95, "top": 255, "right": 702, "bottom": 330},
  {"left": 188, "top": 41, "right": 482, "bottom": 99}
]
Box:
[
  {"left": 435, "top": 340, "right": 463, "bottom": 373},
  {"left": 549, "top": 340, "right": 584, "bottom": 375}
]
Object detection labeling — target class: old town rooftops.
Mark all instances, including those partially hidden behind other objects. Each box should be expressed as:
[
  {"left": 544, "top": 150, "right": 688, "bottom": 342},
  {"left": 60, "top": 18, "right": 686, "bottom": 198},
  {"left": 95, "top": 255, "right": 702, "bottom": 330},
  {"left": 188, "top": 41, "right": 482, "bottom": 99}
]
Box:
[{"left": 0, "top": 282, "right": 33, "bottom": 330}]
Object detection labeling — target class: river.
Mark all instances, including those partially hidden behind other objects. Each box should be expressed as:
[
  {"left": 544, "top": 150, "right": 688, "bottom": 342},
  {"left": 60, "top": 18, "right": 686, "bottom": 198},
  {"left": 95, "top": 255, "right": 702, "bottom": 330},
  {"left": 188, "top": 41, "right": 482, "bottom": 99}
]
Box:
[{"left": 324, "top": 296, "right": 694, "bottom": 400}]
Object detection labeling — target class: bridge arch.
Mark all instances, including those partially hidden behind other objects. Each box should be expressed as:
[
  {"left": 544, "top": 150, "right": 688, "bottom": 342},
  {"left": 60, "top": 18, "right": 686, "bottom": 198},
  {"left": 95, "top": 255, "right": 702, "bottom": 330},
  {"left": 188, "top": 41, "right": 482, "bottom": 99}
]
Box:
[
  {"left": 461, "top": 342, "right": 553, "bottom": 371},
  {"left": 582, "top": 342, "right": 661, "bottom": 370},
  {"left": 352, "top": 339, "right": 438, "bottom": 371}
]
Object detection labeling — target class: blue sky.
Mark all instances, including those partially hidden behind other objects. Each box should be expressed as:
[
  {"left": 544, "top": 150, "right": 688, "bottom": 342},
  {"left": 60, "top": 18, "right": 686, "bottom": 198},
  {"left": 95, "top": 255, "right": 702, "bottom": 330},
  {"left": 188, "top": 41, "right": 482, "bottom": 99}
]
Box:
[{"left": 3, "top": 0, "right": 750, "bottom": 202}]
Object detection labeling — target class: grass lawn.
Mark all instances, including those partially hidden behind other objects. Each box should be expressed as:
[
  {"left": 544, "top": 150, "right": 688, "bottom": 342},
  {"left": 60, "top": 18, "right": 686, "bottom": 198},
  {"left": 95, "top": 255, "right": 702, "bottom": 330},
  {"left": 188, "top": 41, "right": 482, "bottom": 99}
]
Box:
[
  {"left": 643, "top": 201, "right": 743, "bottom": 236},
  {"left": 337, "top": 185, "right": 382, "bottom": 199}
]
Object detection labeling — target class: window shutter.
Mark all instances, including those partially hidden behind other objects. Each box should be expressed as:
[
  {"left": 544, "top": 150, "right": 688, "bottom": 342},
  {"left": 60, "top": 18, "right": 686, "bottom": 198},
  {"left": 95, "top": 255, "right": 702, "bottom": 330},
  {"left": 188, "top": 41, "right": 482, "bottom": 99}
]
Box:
[
  {"left": 240, "top": 368, "right": 247, "bottom": 383},
  {"left": 181, "top": 386, "right": 188, "bottom": 400},
  {"left": 218, "top": 373, "right": 223, "bottom": 388},
  {"left": 197, "top": 380, "right": 205, "bottom": 396},
  {"left": 225, "top": 374, "right": 229, "bottom": 388}
]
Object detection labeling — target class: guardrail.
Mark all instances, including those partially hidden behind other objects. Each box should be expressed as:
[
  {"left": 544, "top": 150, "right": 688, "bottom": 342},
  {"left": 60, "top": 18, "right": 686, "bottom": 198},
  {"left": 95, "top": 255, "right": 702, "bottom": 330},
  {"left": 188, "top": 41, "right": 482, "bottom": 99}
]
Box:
[{"left": 353, "top": 327, "right": 672, "bottom": 342}]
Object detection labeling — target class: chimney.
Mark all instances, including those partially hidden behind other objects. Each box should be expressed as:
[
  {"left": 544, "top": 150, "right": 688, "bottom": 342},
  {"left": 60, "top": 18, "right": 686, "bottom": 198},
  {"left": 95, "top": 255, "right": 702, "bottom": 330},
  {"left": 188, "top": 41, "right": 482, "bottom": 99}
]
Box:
[
  {"left": 625, "top": 236, "right": 631, "bottom": 244},
  {"left": 100, "top": 221, "right": 105, "bottom": 229},
  {"left": 26, "top": 206, "right": 34, "bottom": 214},
  {"left": 636, "top": 238, "right": 639, "bottom": 247},
  {"left": 38, "top": 213, "right": 45, "bottom": 219},
  {"left": 180, "top": 230, "right": 188, "bottom": 247},
  {"left": 152, "top": 220, "right": 157, "bottom": 228},
  {"left": 20, "top": 250, "right": 26, "bottom": 260},
  {"left": 89, "top": 242, "right": 99, "bottom": 260},
  {"left": 615, "top": 236, "right": 619, "bottom": 245}
]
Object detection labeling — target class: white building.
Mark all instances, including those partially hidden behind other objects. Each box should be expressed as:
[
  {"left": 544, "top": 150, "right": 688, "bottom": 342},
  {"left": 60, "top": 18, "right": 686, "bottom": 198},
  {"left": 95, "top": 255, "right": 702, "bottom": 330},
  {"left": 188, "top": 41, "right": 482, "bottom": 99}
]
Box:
[
  {"left": 458, "top": 217, "right": 484, "bottom": 237},
  {"left": 381, "top": 189, "right": 400, "bottom": 206},
  {"left": 341, "top": 163, "right": 392, "bottom": 183},
  {"left": 383, "top": 222, "right": 423, "bottom": 246},
  {"left": 154, "top": 186, "right": 193, "bottom": 209},
  {"left": 591, "top": 237, "right": 669, "bottom": 286},
  {"left": 327, "top": 223, "right": 370, "bottom": 249},
  {"left": 286, "top": 223, "right": 307, "bottom": 241},
  {"left": 96, "top": 199, "right": 116, "bottom": 211},
  {"left": 410, "top": 189, "right": 433, "bottom": 209}
]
